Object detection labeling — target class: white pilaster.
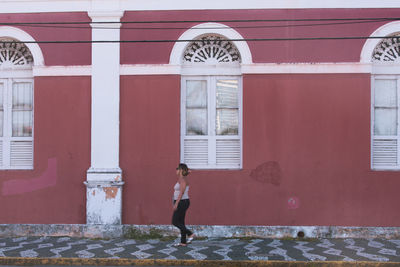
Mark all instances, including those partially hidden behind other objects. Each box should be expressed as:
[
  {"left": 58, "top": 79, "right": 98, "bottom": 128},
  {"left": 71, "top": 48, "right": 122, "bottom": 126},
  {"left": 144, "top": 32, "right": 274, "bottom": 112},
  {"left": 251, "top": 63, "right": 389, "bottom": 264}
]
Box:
[{"left": 85, "top": 9, "right": 124, "bottom": 225}]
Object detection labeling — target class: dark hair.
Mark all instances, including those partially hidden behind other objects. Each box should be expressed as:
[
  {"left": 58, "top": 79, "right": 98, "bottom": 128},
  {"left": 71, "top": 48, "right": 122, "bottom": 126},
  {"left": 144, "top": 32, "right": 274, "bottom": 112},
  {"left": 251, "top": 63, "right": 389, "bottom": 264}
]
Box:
[{"left": 177, "top": 163, "right": 190, "bottom": 176}]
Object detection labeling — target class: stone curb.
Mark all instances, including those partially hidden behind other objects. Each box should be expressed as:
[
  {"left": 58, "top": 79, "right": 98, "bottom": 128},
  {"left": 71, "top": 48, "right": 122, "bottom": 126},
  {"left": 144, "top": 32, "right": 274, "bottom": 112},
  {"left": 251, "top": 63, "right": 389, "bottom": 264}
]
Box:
[
  {"left": 0, "top": 257, "right": 399, "bottom": 267},
  {"left": 2, "top": 224, "right": 400, "bottom": 239}
]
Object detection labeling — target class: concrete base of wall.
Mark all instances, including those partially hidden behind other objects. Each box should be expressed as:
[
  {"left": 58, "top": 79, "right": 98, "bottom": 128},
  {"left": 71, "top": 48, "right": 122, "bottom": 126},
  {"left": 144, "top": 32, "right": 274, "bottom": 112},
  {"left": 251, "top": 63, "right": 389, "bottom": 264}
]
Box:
[{"left": 1, "top": 224, "right": 400, "bottom": 239}]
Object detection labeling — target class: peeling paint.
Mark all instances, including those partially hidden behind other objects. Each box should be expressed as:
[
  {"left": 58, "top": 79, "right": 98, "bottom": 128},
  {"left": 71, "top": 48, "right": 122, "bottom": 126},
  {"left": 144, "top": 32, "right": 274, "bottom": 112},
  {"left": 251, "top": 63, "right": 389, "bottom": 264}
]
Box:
[
  {"left": 103, "top": 187, "right": 118, "bottom": 200},
  {"left": 85, "top": 181, "right": 124, "bottom": 225}
]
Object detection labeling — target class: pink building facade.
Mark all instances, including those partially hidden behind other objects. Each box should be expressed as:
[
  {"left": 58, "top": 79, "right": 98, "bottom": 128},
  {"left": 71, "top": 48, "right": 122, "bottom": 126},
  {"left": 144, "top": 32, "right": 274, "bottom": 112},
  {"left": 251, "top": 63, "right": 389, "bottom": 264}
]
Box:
[{"left": 0, "top": 0, "right": 400, "bottom": 237}]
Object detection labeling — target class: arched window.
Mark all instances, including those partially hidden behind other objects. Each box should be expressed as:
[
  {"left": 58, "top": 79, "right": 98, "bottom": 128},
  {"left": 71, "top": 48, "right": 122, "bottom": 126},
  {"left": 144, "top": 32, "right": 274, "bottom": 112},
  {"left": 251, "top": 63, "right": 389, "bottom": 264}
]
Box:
[
  {"left": 180, "top": 34, "right": 242, "bottom": 169},
  {"left": 0, "top": 38, "right": 34, "bottom": 169},
  {"left": 371, "top": 33, "right": 400, "bottom": 169},
  {"left": 182, "top": 35, "right": 241, "bottom": 64}
]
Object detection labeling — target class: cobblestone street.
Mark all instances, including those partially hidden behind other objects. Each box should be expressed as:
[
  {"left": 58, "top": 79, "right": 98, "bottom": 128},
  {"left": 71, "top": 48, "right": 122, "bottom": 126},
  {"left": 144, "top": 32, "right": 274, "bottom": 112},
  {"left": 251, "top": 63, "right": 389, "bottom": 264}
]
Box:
[{"left": 0, "top": 236, "right": 399, "bottom": 263}]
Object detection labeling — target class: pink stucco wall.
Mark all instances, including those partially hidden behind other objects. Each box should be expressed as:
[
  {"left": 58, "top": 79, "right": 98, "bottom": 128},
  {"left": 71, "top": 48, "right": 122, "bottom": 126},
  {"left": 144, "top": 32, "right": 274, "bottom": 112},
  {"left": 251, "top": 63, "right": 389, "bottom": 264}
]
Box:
[
  {"left": 1, "top": 9, "right": 400, "bottom": 226},
  {"left": 0, "top": 13, "right": 91, "bottom": 66},
  {"left": 120, "top": 74, "right": 400, "bottom": 227},
  {"left": 121, "top": 9, "right": 400, "bottom": 64},
  {"left": 0, "top": 77, "right": 91, "bottom": 224}
]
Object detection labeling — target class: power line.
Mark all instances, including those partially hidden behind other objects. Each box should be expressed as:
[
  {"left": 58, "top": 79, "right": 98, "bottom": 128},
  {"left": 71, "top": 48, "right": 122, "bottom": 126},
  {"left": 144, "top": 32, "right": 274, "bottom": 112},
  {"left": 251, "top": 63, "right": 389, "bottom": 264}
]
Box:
[
  {"left": 0, "top": 17, "right": 399, "bottom": 25},
  {"left": 3, "top": 18, "right": 392, "bottom": 30},
  {"left": 0, "top": 36, "right": 398, "bottom": 44}
]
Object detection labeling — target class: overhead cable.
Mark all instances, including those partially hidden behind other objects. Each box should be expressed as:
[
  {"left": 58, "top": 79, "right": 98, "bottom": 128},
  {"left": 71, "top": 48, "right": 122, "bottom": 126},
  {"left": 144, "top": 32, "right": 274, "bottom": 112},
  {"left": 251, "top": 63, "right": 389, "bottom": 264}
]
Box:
[
  {"left": 0, "top": 35, "right": 398, "bottom": 44},
  {"left": 0, "top": 17, "right": 399, "bottom": 26},
  {"left": 2, "top": 18, "right": 391, "bottom": 30}
]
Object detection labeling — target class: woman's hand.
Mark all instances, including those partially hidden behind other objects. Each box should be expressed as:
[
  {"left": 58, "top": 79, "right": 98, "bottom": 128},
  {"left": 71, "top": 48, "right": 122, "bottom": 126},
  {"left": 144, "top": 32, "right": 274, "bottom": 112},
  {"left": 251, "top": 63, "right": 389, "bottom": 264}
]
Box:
[{"left": 173, "top": 202, "right": 178, "bottom": 210}]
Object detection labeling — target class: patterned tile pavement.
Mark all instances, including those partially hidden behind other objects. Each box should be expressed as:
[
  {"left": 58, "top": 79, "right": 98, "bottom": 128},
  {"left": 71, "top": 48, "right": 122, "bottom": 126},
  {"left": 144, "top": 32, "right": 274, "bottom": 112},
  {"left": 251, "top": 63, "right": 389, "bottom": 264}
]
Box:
[{"left": 0, "top": 236, "right": 399, "bottom": 262}]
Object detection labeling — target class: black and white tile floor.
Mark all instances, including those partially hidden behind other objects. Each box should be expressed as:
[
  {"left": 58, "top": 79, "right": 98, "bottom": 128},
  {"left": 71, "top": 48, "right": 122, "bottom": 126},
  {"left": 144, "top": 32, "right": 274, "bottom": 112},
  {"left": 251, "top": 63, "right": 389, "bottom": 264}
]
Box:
[{"left": 0, "top": 236, "right": 399, "bottom": 262}]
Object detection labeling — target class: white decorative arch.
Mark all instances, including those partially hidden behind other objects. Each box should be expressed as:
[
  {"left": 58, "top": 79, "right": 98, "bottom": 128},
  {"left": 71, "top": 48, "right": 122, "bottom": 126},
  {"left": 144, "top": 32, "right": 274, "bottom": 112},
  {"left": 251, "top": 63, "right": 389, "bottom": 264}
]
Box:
[
  {"left": 0, "top": 26, "right": 44, "bottom": 66},
  {"left": 169, "top": 22, "right": 253, "bottom": 65},
  {"left": 360, "top": 21, "right": 400, "bottom": 63}
]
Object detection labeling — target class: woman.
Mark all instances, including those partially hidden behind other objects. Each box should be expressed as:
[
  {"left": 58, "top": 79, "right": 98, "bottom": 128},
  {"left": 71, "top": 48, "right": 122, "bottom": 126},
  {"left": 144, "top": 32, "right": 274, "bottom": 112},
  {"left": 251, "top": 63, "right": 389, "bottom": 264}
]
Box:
[{"left": 172, "top": 163, "right": 195, "bottom": 247}]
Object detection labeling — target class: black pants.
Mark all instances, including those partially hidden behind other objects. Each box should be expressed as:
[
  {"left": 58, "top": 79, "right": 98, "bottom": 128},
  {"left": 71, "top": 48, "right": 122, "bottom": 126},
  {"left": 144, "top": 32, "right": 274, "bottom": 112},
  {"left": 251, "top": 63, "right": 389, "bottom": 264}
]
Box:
[{"left": 172, "top": 199, "right": 193, "bottom": 244}]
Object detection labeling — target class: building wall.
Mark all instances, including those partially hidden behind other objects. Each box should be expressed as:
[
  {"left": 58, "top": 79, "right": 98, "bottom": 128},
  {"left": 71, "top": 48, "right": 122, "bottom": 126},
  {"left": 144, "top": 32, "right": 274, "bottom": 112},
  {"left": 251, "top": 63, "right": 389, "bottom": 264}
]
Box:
[
  {"left": 0, "top": 76, "right": 90, "bottom": 224},
  {"left": 0, "top": 12, "right": 91, "bottom": 66},
  {"left": 1, "top": 8, "right": 400, "bottom": 226},
  {"left": 119, "top": 73, "right": 400, "bottom": 227},
  {"left": 120, "top": 75, "right": 181, "bottom": 225},
  {"left": 121, "top": 9, "right": 400, "bottom": 64}
]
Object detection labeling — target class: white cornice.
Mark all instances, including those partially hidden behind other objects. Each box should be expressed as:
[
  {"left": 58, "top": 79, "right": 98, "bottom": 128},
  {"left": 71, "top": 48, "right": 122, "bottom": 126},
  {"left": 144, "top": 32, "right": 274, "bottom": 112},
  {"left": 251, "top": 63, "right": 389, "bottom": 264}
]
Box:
[
  {"left": 0, "top": 0, "right": 399, "bottom": 14},
  {"left": 0, "top": 0, "right": 91, "bottom": 13},
  {"left": 88, "top": 10, "right": 124, "bottom": 28},
  {"left": 88, "top": 11, "right": 124, "bottom": 22},
  {"left": 120, "top": 0, "right": 400, "bottom": 11}
]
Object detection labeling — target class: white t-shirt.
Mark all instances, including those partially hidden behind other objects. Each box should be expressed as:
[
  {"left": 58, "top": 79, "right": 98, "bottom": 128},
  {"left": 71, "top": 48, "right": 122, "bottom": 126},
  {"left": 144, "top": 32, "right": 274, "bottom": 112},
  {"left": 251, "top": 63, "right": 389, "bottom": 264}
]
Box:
[{"left": 173, "top": 182, "right": 189, "bottom": 200}]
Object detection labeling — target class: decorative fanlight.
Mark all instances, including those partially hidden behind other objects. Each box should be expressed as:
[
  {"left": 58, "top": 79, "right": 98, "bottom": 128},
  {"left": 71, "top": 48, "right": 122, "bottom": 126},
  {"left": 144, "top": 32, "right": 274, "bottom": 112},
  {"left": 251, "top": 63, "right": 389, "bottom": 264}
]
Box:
[
  {"left": 183, "top": 35, "right": 241, "bottom": 64},
  {"left": 0, "top": 38, "right": 33, "bottom": 68},
  {"left": 372, "top": 34, "right": 400, "bottom": 62}
]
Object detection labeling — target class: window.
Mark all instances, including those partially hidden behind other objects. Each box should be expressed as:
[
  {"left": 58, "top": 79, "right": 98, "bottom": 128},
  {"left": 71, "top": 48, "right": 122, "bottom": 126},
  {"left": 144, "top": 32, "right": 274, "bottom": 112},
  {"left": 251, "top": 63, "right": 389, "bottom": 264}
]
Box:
[
  {"left": 181, "top": 35, "right": 242, "bottom": 169},
  {"left": 371, "top": 34, "right": 400, "bottom": 170},
  {"left": 0, "top": 39, "right": 34, "bottom": 169}
]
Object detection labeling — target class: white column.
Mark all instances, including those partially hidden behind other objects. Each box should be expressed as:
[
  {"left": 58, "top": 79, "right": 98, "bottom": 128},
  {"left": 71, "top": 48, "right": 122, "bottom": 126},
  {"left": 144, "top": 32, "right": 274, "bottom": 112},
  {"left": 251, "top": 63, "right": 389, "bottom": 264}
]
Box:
[{"left": 85, "top": 10, "right": 124, "bottom": 225}]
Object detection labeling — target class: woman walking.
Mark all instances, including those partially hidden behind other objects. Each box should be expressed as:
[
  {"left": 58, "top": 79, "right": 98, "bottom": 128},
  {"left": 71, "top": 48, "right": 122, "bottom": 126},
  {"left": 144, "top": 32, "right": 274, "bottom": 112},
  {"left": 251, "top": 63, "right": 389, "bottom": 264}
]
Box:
[{"left": 172, "top": 163, "right": 195, "bottom": 247}]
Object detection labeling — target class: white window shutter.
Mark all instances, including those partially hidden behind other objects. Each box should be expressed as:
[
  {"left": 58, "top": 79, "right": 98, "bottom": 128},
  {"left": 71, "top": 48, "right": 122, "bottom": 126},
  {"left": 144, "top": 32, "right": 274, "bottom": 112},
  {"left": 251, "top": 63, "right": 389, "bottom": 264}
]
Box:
[
  {"left": 184, "top": 139, "right": 208, "bottom": 167},
  {"left": 216, "top": 139, "right": 240, "bottom": 166},
  {"left": 10, "top": 140, "right": 33, "bottom": 168},
  {"left": 372, "top": 139, "right": 398, "bottom": 168}
]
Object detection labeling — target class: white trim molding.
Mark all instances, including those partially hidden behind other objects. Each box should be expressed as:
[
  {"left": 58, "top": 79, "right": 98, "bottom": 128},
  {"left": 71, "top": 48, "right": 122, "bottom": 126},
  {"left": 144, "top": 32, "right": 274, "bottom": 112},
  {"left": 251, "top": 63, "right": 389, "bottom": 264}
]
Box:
[
  {"left": 360, "top": 21, "right": 400, "bottom": 64},
  {"left": 0, "top": 26, "right": 44, "bottom": 66},
  {"left": 1, "top": 0, "right": 400, "bottom": 13},
  {"left": 169, "top": 23, "right": 253, "bottom": 65},
  {"left": 29, "top": 63, "right": 373, "bottom": 77},
  {"left": 121, "top": 0, "right": 400, "bottom": 11},
  {"left": 0, "top": 69, "right": 33, "bottom": 79},
  {"left": 120, "top": 64, "right": 180, "bottom": 75},
  {"left": 241, "top": 63, "right": 372, "bottom": 74},
  {"left": 32, "top": 65, "right": 91, "bottom": 76}
]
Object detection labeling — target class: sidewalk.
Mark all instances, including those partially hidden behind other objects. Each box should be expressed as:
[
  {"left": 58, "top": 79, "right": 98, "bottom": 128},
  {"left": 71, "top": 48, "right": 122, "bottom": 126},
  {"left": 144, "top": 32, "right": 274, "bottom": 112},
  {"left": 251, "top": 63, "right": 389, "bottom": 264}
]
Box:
[{"left": 0, "top": 236, "right": 399, "bottom": 266}]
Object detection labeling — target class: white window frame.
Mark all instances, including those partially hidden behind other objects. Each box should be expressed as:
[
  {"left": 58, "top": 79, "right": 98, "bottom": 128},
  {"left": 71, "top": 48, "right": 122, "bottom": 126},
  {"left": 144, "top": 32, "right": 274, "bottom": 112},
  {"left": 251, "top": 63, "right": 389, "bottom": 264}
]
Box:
[
  {"left": 371, "top": 74, "right": 400, "bottom": 170},
  {"left": 0, "top": 77, "right": 34, "bottom": 170},
  {"left": 181, "top": 75, "right": 242, "bottom": 170}
]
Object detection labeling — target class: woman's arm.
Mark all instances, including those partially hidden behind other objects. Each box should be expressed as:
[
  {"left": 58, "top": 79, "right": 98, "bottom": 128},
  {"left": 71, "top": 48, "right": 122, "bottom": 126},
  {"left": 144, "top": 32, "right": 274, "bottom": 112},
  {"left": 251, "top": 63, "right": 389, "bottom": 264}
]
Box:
[{"left": 173, "top": 179, "right": 187, "bottom": 210}]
